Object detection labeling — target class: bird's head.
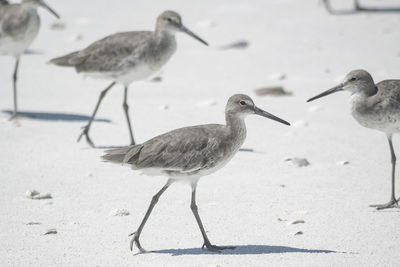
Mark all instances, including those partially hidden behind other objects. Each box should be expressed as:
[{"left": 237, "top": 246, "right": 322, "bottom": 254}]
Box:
[
  {"left": 156, "top": 10, "right": 208, "bottom": 46},
  {"left": 307, "top": 69, "right": 376, "bottom": 102},
  {"left": 226, "top": 94, "right": 290, "bottom": 125}
]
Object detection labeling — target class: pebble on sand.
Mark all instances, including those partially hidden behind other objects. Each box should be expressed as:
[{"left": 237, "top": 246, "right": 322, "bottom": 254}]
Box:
[
  {"left": 254, "top": 86, "right": 292, "bottom": 97},
  {"left": 26, "top": 190, "right": 52, "bottom": 200},
  {"left": 197, "top": 99, "right": 217, "bottom": 107},
  {"left": 43, "top": 229, "right": 57, "bottom": 235},
  {"left": 294, "top": 231, "right": 304, "bottom": 236},
  {"left": 285, "top": 157, "right": 310, "bottom": 167},
  {"left": 25, "top": 222, "right": 41, "bottom": 225},
  {"left": 49, "top": 22, "right": 66, "bottom": 31},
  {"left": 110, "top": 209, "right": 130, "bottom": 216},
  {"left": 336, "top": 160, "right": 350, "bottom": 165},
  {"left": 287, "top": 220, "right": 305, "bottom": 225},
  {"left": 219, "top": 39, "right": 249, "bottom": 50},
  {"left": 268, "top": 72, "right": 286, "bottom": 81}
]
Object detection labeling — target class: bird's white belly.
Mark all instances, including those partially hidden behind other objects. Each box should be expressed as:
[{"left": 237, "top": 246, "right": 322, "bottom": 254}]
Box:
[
  {"left": 83, "top": 64, "right": 157, "bottom": 86},
  {"left": 353, "top": 111, "right": 400, "bottom": 134},
  {"left": 0, "top": 12, "right": 40, "bottom": 56}
]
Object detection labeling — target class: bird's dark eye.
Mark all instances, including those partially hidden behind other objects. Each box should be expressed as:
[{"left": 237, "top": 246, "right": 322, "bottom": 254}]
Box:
[
  {"left": 239, "top": 101, "right": 246, "bottom": 106},
  {"left": 350, "top": 77, "right": 357, "bottom": 82}
]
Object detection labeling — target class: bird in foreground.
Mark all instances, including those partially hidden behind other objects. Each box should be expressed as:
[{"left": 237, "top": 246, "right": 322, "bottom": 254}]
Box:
[
  {"left": 308, "top": 70, "right": 400, "bottom": 210},
  {"left": 102, "top": 94, "right": 290, "bottom": 253},
  {"left": 49, "top": 10, "right": 208, "bottom": 148},
  {"left": 0, "top": 0, "right": 59, "bottom": 120}
]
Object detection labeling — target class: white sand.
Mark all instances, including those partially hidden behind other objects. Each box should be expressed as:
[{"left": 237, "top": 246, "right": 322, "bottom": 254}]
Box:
[{"left": 1, "top": 0, "right": 400, "bottom": 266}]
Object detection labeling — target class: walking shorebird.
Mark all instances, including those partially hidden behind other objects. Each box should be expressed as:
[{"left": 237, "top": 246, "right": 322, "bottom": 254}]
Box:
[
  {"left": 308, "top": 70, "right": 400, "bottom": 210},
  {"left": 102, "top": 94, "right": 290, "bottom": 253},
  {"left": 50, "top": 10, "right": 208, "bottom": 148},
  {"left": 0, "top": 0, "right": 59, "bottom": 119}
]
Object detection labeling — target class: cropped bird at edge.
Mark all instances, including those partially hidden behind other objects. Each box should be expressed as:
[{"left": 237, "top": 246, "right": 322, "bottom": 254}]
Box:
[
  {"left": 102, "top": 94, "right": 290, "bottom": 253},
  {"left": 308, "top": 70, "right": 400, "bottom": 210},
  {"left": 49, "top": 10, "right": 208, "bottom": 148},
  {"left": 0, "top": 0, "right": 60, "bottom": 120}
]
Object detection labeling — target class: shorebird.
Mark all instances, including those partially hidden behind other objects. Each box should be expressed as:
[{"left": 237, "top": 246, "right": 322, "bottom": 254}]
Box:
[
  {"left": 50, "top": 11, "right": 208, "bottom": 148},
  {"left": 308, "top": 70, "right": 400, "bottom": 210},
  {"left": 102, "top": 94, "right": 290, "bottom": 253},
  {"left": 0, "top": 0, "right": 59, "bottom": 119}
]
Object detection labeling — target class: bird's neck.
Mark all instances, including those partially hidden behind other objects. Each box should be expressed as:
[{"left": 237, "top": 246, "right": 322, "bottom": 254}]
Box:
[{"left": 225, "top": 113, "right": 247, "bottom": 146}]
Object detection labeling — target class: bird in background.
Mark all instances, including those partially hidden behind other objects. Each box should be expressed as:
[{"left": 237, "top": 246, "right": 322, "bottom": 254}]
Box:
[
  {"left": 308, "top": 70, "right": 400, "bottom": 210},
  {"left": 50, "top": 10, "right": 208, "bottom": 148},
  {"left": 102, "top": 94, "right": 290, "bottom": 253},
  {"left": 0, "top": 0, "right": 59, "bottom": 120}
]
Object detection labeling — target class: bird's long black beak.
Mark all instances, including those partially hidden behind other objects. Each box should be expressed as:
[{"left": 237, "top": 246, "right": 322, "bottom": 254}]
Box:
[
  {"left": 254, "top": 106, "right": 290, "bottom": 126},
  {"left": 179, "top": 24, "right": 208, "bottom": 46},
  {"left": 307, "top": 84, "right": 344, "bottom": 102},
  {"left": 41, "top": 1, "right": 60, "bottom": 19}
]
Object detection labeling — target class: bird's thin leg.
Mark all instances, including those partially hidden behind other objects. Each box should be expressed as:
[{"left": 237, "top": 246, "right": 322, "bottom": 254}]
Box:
[
  {"left": 370, "top": 134, "right": 399, "bottom": 210},
  {"left": 354, "top": 0, "right": 362, "bottom": 10},
  {"left": 321, "top": 0, "right": 333, "bottom": 13},
  {"left": 123, "top": 86, "right": 135, "bottom": 145},
  {"left": 190, "top": 183, "right": 235, "bottom": 252},
  {"left": 77, "top": 82, "right": 115, "bottom": 147},
  {"left": 129, "top": 180, "right": 172, "bottom": 254},
  {"left": 9, "top": 57, "right": 20, "bottom": 120}
]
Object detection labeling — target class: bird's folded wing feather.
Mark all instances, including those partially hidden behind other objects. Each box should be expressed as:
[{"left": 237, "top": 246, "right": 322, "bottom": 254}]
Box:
[
  {"left": 72, "top": 31, "right": 153, "bottom": 73},
  {"left": 128, "top": 125, "right": 227, "bottom": 172}
]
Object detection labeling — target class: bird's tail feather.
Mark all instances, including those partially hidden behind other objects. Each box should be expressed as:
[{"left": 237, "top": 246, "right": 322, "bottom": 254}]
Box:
[
  {"left": 101, "top": 145, "right": 143, "bottom": 165},
  {"left": 48, "top": 51, "right": 80, "bottom": 67}
]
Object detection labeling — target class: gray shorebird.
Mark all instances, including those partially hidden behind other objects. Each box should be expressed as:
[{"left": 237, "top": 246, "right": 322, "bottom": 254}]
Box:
[
  {"left": 308, "top": 70, "right": 400, "bottom": 210},
  {"left": 0, "top": 0, "right": 59, "bottom": 119},
  {"left": 50, "top": 10, "right": 208, "bottom": 147},
  {"left": 102, "top": 94, "right": 290, "bottom": 253}
]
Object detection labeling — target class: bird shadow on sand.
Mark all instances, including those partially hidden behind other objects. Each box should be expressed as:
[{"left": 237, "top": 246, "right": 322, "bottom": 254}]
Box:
[
  {"left": 2, "top": 110, "right": 111, "bottom": 122},
  {"left": 326, "top": 6, "right": 400, "bottom": 15},
  {"left": 151, "top": 245, "right": 343, "bottom": 256}
]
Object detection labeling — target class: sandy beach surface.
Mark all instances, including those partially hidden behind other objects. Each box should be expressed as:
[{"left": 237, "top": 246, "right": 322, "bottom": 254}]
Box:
[{"left": 1, "top": 0, "right": 400, "bottom": 266}]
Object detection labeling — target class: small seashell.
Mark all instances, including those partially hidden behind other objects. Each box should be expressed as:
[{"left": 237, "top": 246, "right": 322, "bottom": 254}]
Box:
[
  {"left": 49, "top": 22, "right": 66, "bottom": 31},
  {"left": 151, "top": 76, "right": 162, "bottom": 82},
  {"left": 197, "top": 19, "right": 217, "bottom": 28},
  {"left": 293, "top": 121, "right": 308, "bottom": 127},
  {"left": 110, "top": 209, "right": 130, "bottom": 216},
  {"left": 268, "top": 73, "right": 286, "bottom": 81},
  {"left": 277, "top": 218, "right": 287, "bottom": 222},
  {"left": 336, "top": 160, "right": 350, "bottom": 165},
  {"left": 219, "top": 40, "right": 249, "bottom": 50},
  {"left": 43, "top": 228, "right": 57, "bottom": 235},
  {"left": 25, "top": 222, "right": 41, "bottom": 225},
  {"left": 292, "top": 210, "right": 309, "bottom": 215},
  {"left": 294, "top": 231, "right": 303, "bottom": 235},
  {"left": 159, "top": 104, "right": 169, "bottom": 111},
  {"left": 254, "top": 86, "right": 292, "bottom": 97},
  {"left": 32, "top": 193, "right": 52, "bottom": 200},
  {"left": 307, "top": 105, "right": 320, "bottom": 112},
  {"left": 285, "top": 157, "right": 310, "bottom": 167},
  {"left": 26, "top": 190, "right": 40, "bottom": 198},
  {"left": 287, "top": 220, "right": 305, "bottom": 225},
  {"left": 197, "top": 99, "right": 217, "bottom": 107}
]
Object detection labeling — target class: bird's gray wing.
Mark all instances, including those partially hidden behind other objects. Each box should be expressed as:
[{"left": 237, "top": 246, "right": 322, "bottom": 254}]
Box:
[
  {"left": 69, "top": 31, "right": 153, "bottom": 73},
  {"left": 128, "top": 125, "right": 228, "bottom": 173}
]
